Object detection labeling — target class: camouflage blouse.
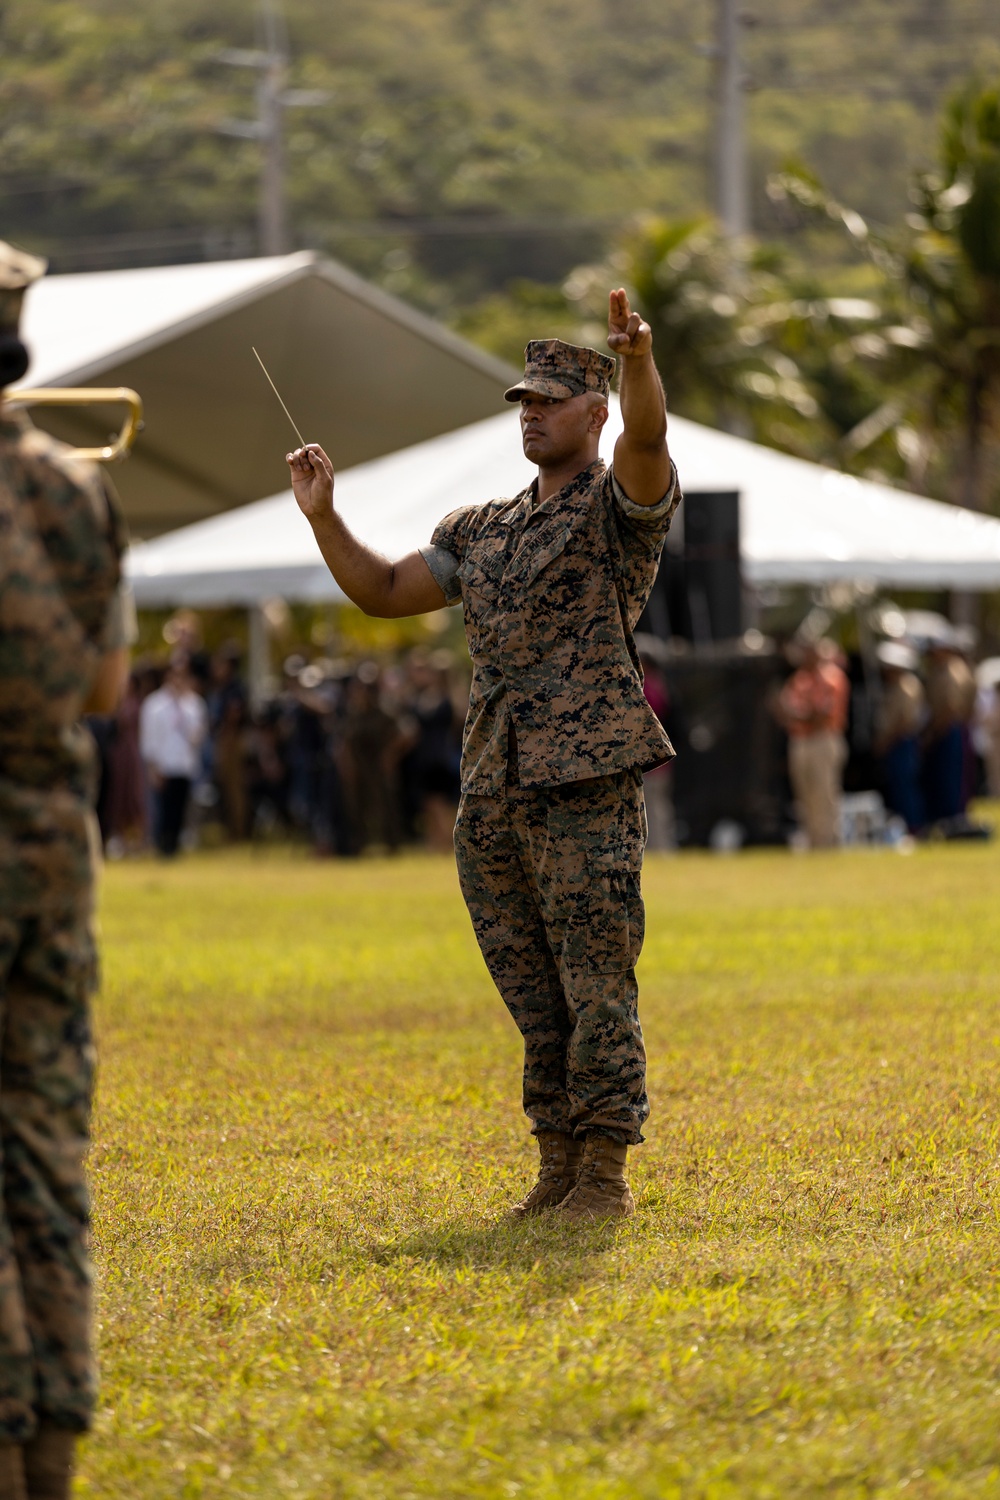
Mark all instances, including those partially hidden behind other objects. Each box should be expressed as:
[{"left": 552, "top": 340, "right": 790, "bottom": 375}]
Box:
[
  {"left": 420, "top": 459, "right": 680, "bottom": 793},
  {"left": 0, "top": 409, "right": 127, "bottom": 914}
]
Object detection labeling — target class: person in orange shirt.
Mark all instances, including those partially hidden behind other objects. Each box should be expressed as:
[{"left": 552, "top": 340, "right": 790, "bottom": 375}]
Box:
[{"left": 777, "top": 639, "right": 850, "bottom": 848}]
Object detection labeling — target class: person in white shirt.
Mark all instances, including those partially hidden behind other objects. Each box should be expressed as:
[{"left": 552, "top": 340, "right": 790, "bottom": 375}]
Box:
[{"left": 139, "top": 656, "right": 208, "bottom": 856}]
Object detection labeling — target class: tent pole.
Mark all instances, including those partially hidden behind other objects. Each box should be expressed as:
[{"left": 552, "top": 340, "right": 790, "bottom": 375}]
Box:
[{"left": 248, "top": 606, "right": 271, "bottom": 712}]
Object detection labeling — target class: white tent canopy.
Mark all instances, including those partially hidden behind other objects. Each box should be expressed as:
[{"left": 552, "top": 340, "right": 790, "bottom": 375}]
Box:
[
  {"left": 15, "top": 252, "right": 515, "bottom": 537},
  {"left": 127, "top": 401, "right": 1000, "bottom": 607}
]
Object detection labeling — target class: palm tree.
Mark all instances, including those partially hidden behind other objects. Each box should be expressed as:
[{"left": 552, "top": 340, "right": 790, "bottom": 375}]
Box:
[
  {"left": 565, "top": 216, "right": 821, "bottom": 438},
  {"left": 771, "top": 78, "right": 1000, "bottom": 516}
]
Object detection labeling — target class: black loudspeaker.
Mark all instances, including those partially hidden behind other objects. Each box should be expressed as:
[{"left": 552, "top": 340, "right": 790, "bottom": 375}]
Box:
[
  {"left": 663, "top": 650, "right": 789, "bottom": 847},
  {"left": 639, "top": 491, "right": 742, "bottom": 645}
]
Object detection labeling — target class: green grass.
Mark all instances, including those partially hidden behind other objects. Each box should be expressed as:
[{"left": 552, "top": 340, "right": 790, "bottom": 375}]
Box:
[{"left": 81, "top": 835, "right": 1000, "bottom": 1499}]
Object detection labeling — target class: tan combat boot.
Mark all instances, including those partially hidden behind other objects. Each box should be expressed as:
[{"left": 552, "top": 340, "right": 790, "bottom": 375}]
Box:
[
  {"left": 508, "top": 1130, "right": 583, "bottom": 1218},
  {"left": 23, "top": 1426, "right": 76, "bottom": 1500},
  {"left": 0, "top": 1442, "right": 27, "bottom": 1500},
  {"left": 553, "top": 1134, "right": 635, "bottom": 1222}
]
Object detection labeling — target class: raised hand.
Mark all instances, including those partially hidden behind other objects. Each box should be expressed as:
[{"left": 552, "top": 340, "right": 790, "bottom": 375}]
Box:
[
  {"left": 607, "top": 287, "right": 653, "bottom": 359},
  {"left": 287, "top": 443, "right": 335, "bottom": 524}
]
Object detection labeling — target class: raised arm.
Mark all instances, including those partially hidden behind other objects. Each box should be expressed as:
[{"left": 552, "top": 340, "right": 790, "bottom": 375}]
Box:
[
  {"left": 287, "top": 444, "right": 447, "bottom": 618},
  {"left": 607, "top": 289, "right": 673, "bottom": 507}
]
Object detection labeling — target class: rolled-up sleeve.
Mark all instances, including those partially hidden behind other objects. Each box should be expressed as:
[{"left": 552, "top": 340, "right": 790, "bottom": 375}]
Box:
[
  {"left": 418, "top": 543, "right": 462, "bottom": 606},
  {"left": 419, "top": 503, "right": 477, "bottom": 607},
  {"left": 610, "top": 461, "right": 681, "bottom": 536}
]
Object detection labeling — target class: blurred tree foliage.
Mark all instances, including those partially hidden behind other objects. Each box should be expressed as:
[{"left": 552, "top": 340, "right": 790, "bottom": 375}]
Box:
[
  {"left": 0, "top": 0, "right": 708, "bottom": 288},
  {"left": 769, "top": 78, "right": 1000, "bottom": 511},
  {"left": 2, "top": 0, "right": 999, "bottom": 302},
  {"left": 462, "top": 78, "right": 1000, "bottom": 518},
  {"left": 457, "top": 218, "right": 915, "bottom": 471},
  {"left": 452, "top": 280, "right": 584, "bottom": 363},
  {"left": 3, "top": 2, "right": 999, "bottom": 510}
]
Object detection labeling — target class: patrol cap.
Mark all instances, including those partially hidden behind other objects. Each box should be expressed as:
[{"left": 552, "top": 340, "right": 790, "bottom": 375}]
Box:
[
  {"left": 504, "top": 338, "right": 616, "bottom": 403},
  {"left": 0, "top": 240, "right": 47, "bottom": 328}
]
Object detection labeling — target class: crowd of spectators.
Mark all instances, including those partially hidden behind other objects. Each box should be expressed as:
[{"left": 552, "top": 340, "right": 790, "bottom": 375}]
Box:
[
  {"left": 85, "top": 612, "right": 1000, "bottom": 860},
  {"left": 872, "top": 632, "right": 987, "bottom": 835},
  {"left": 88, "top": 636, "right": 466, "bottom": 859},
  {"left": 774, "top": 628, "right": 997, "bottom": 847}
]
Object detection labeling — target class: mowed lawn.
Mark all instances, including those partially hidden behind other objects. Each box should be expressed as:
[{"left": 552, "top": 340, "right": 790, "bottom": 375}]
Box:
[{"left": 81, "top": 836, "right": 1000, "bottom": 1499}]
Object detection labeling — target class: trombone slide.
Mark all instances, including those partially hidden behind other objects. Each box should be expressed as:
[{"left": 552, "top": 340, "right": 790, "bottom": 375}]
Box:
[{"left": 6, "top": 386, "right": 144, "bottom": 462}]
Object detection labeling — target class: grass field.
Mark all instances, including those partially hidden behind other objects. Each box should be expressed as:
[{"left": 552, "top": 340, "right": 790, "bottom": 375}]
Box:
[{"left": 80, "top": 836, "right": 1000, "bottom": 1499}]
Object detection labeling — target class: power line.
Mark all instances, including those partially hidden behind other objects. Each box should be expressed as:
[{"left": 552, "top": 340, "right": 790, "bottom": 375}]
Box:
[
  {"left": 325, "top": 216, "right": 616, "bottom": 238},
  {"left": 752, "top": 77, "right": 993, "bottom": 97},
  {"left": 755, "top": 11, "right": 999, "bottom": 29},
  {"left": 31, "top": 215, "right": 622, "bottom": 272}
]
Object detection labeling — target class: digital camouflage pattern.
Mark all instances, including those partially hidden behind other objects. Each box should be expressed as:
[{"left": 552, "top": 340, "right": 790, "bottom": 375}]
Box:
[
  {"left": 0, "top": 411, "right": 125, "bottom": 795},
  {"left": 0, "top": 409, "right": 126, "bottom": 916},
  {"left": 503, "top": 338, "right": 616, "bottom": 403},
  {"left": 0, "top": 907, "right": 95, "bottom": 1439},
  {"left": 0, "top": 406, "right": 125, "bottom": 1438},
  {"left": 421, "top": 460, "right": 679, "bottom": 793},
  {"left": 424, "top": 438, "right": 680, "bottom": 1150},
  {"left": 454, "top": 770, "right": 649, "bottom": 1144},
  {"left": 0, "top": 245, "right": 46, "bottom": 294}
]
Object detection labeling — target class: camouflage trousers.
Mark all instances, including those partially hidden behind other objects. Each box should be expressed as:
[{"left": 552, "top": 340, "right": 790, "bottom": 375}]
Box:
[
  {"left": 0, "top": 899, "right": 95, "bottom": 1440},
  {"left": 454, "top": 770, "right": 649, "bottom": 1145}
]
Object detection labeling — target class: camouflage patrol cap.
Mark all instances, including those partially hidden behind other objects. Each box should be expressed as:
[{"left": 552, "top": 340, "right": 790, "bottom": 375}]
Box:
[
  {"left": 0, "top": 240, "right": 46, "bottom": 329},
  {"left": 504, "top": 338, "right": 616, "bottom": 403}
]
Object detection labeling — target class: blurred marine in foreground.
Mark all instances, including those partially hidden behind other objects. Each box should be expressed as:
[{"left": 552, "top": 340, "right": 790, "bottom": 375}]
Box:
[
  {"left": 288, "top": 290, "right": 679, "bottom": 1222},
  {"left": 0, "top": 243, "right": 130, "bottom": 1498}
]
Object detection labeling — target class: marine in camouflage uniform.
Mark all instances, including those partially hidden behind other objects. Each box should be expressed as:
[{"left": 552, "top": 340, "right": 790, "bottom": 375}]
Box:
[
  {"left": 0, "top": 243, "right": 130, "bottom": 1499},
  {"left": 287, "top": 288, "right": 678, "bottom": 1221}
]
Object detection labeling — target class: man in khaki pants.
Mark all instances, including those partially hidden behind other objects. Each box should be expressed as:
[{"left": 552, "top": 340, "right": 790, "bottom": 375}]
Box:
[{"left": 778, "top": 640, "right": 850, "bottom": 848}]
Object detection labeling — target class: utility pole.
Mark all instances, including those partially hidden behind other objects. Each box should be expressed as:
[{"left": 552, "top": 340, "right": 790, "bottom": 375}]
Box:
[
  {"left": 218, "top": 0, "right": 329, "bottom": 258},
  {"left": 713, "top": 0, "right": 749, "bottom": 240},
  {"left": 257, "top": 0, "right": 289, "bottom": 257}
]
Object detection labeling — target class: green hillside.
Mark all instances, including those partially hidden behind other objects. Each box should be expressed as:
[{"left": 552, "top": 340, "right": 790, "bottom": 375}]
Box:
[
  {"left": 6, "top": 1, "right": 1000, "bottom": 515},
  {"left": 2, "top": 0, "right": 999, "bottom": 304}
]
